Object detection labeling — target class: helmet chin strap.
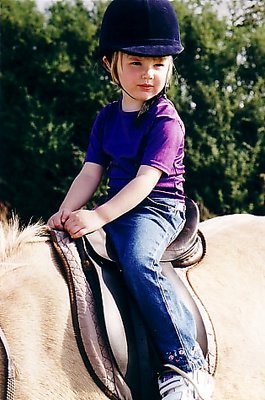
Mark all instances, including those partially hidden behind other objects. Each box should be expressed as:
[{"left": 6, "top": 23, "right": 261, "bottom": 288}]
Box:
[{"left": 118, "top": 82, "right": 137, "bottom": 101}]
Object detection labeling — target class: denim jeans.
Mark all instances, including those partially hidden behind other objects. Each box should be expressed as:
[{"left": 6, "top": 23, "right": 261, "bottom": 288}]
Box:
[{"left": 103, "top": 196, "right": 206, "bottom": 373}]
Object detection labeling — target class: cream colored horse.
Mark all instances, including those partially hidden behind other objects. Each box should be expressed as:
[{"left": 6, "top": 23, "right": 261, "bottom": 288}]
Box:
[{"left": 0, "top": 213, "right": 265, "bottom": 400}]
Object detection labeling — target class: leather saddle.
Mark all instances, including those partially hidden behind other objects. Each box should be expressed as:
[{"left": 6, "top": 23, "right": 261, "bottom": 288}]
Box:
[{"left": 51, "top": 198, "right": 216, "bottom": 400}]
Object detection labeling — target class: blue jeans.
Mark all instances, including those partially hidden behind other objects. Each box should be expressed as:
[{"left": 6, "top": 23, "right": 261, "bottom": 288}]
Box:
[{"left": 103, "top": 196, "right": 206, "bottom": 373}]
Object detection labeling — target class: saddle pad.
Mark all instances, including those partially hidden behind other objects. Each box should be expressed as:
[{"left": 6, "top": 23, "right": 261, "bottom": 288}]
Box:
[{"left": 51, "top": 230, "right": 132, "bottom": 400}]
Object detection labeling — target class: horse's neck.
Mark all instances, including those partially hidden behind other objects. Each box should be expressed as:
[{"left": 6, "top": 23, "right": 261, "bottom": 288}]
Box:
[{"left": 0, "top": 238, "right": 107, "bottom": 399}]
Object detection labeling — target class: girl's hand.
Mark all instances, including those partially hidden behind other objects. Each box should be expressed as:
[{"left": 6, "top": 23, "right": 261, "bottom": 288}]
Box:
[
  {"left": 47, "top": 208, "right": 72, "bottom": 230},
  {"left": 64, "top": 209, "right": 104, "bottom": 238}
]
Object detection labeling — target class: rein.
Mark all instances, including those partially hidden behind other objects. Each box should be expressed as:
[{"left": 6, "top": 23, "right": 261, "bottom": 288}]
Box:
[{"left": 0, "top": 327, "right": 15, "bottom": 400}]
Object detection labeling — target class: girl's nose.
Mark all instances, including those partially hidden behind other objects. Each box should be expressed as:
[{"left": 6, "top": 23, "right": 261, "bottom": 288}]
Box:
[{"left": 142, "top": 68, "right": 154, "bottom": 80}]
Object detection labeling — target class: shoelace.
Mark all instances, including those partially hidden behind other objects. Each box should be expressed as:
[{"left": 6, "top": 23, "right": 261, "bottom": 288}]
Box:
[{"left": 163, "top": 364, "right": 212, "bottom": 400}]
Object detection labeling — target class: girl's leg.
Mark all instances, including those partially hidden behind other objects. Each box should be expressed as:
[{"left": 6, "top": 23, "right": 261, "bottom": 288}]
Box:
[{"left": 104, "top": 197, "right": 205, "bottom": 373}]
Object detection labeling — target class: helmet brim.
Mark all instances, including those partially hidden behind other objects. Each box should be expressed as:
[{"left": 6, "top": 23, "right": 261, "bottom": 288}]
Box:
[{"left": 120, "top": 44, "right": 184, "bottom": 57}]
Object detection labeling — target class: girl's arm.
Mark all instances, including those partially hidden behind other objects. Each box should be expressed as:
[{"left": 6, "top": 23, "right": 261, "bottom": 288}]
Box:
[
  {"left": 64, "top": 165, "right": 162, "bottom": 238},
  {"left": 47, "top": 162, "right": 104, "bottom": 229}
]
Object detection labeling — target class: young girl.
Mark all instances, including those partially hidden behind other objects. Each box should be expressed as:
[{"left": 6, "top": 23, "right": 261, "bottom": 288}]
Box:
[{"left": 48, "top": 0, "right": 213, "bottom": 399}]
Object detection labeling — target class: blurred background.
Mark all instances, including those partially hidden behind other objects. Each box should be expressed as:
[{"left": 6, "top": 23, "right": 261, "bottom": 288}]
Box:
[{"left": 1, "top": 0, "right": 264, "bottom": 223}]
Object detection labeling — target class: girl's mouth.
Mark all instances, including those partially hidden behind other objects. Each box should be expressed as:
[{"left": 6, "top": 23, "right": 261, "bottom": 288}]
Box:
[{"left": 138, "top": 84, "right": 153, "bottom": 90}]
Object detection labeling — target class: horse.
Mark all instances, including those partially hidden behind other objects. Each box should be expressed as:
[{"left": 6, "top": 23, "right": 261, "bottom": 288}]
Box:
[{"left": 0, "top": 212, "right": 265, "bottom": 400}]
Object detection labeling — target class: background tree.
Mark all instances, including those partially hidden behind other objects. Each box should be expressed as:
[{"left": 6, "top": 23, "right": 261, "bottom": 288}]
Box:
[
  {"left": 0, "top": 0, "right": 113, "bottom": 222},
  {"left": 171, "top": 0, "right": 264, "bottom": 216},
  {"left": 0, "top": 0, "right": 264, "bottom": 223}
]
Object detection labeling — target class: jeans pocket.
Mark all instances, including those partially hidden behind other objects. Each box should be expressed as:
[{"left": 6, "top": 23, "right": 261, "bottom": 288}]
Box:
[{"left": 146, "top": 196, "right": 183, "bottom": 214}]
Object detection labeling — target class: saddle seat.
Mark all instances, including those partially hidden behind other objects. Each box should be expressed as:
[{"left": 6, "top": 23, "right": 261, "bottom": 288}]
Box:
[{"left": 87, "top": 197, "right": 205, "bottom": 268}]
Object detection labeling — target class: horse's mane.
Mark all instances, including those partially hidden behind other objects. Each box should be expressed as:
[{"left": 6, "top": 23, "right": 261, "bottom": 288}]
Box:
[{"left": 0, "top": 215, "right": 48, "bottom": 262}]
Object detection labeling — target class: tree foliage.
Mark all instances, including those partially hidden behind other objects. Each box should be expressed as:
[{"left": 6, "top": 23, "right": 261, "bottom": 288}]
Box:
[
  {"left": 171, "top": 0, "right": 265, "bottom": 216},
  {"left": 0, "top": 0, "right": 264, "bottom": 222}
]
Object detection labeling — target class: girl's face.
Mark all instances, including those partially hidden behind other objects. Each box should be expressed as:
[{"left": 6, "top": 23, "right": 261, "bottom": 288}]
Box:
[{"left": 116, "top": 53, "right": 172, "bottom": 111}]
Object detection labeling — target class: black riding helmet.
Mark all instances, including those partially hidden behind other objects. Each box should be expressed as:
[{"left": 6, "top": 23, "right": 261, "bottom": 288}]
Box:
[{"left": 99, "top": 0, "right": 184, "bottom": 58}]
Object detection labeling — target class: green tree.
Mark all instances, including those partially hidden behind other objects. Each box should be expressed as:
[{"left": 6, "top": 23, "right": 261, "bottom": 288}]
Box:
[
  {"left": 171, "top": 0, "right": 264, "bottom": 217},
  {"left": 0, "top": 0, "right": 114, "bottom": 222},
  {"left": 0, "top": 0, "right": 264, "bottom": 223}
]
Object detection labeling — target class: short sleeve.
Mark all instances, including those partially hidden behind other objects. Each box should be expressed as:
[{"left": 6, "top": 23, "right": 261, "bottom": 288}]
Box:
[
  {"left": 141, "top": 105, "right": 185, "bottom": 175},
  {"left": 84, "top": 108, "right": 109, "bottom": 167}
]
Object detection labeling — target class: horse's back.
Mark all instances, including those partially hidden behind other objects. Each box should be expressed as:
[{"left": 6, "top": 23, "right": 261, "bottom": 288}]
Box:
[{"left": 189, "top": 214, "right": 265, "bottom": 400}]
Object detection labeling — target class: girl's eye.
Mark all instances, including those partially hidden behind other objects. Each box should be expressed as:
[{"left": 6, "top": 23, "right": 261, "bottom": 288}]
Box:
[
  {"left": 131, "top": 61, "right": 141, "bottom": 66},
  {"left": 155, "top": 63, "right": 165, "bottom": 67}
]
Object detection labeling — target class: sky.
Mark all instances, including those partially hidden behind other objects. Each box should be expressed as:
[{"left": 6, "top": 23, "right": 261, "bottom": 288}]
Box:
[
  {"left": 36, "top": 0, "right": 93, "bottom": 12},
  {"left": 35, "top": 0, "right": 230, "bottom": 17}
]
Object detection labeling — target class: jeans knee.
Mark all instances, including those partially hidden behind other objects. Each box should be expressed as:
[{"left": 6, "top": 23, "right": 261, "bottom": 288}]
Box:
[{"left": 118, "top": 245, "right": 150, "bottom": 279}]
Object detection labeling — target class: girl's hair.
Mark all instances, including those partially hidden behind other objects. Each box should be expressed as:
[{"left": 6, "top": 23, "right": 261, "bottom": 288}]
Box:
[
  {"left": 103, "top": 52, "right": 122, "bottom": 87},
  {"left": 103, "top": 52, "right": 174, "bottom": 91}
]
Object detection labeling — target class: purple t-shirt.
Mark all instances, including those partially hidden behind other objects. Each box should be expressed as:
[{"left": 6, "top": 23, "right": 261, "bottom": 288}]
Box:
[{"left": 85, "top": 95, "right": 185, "bottom": 202}]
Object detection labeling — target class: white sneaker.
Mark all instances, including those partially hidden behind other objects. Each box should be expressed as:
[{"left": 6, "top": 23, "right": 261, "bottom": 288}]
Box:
[{"left": 158, "top": 366, "right": 214, "bottom": 400}]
